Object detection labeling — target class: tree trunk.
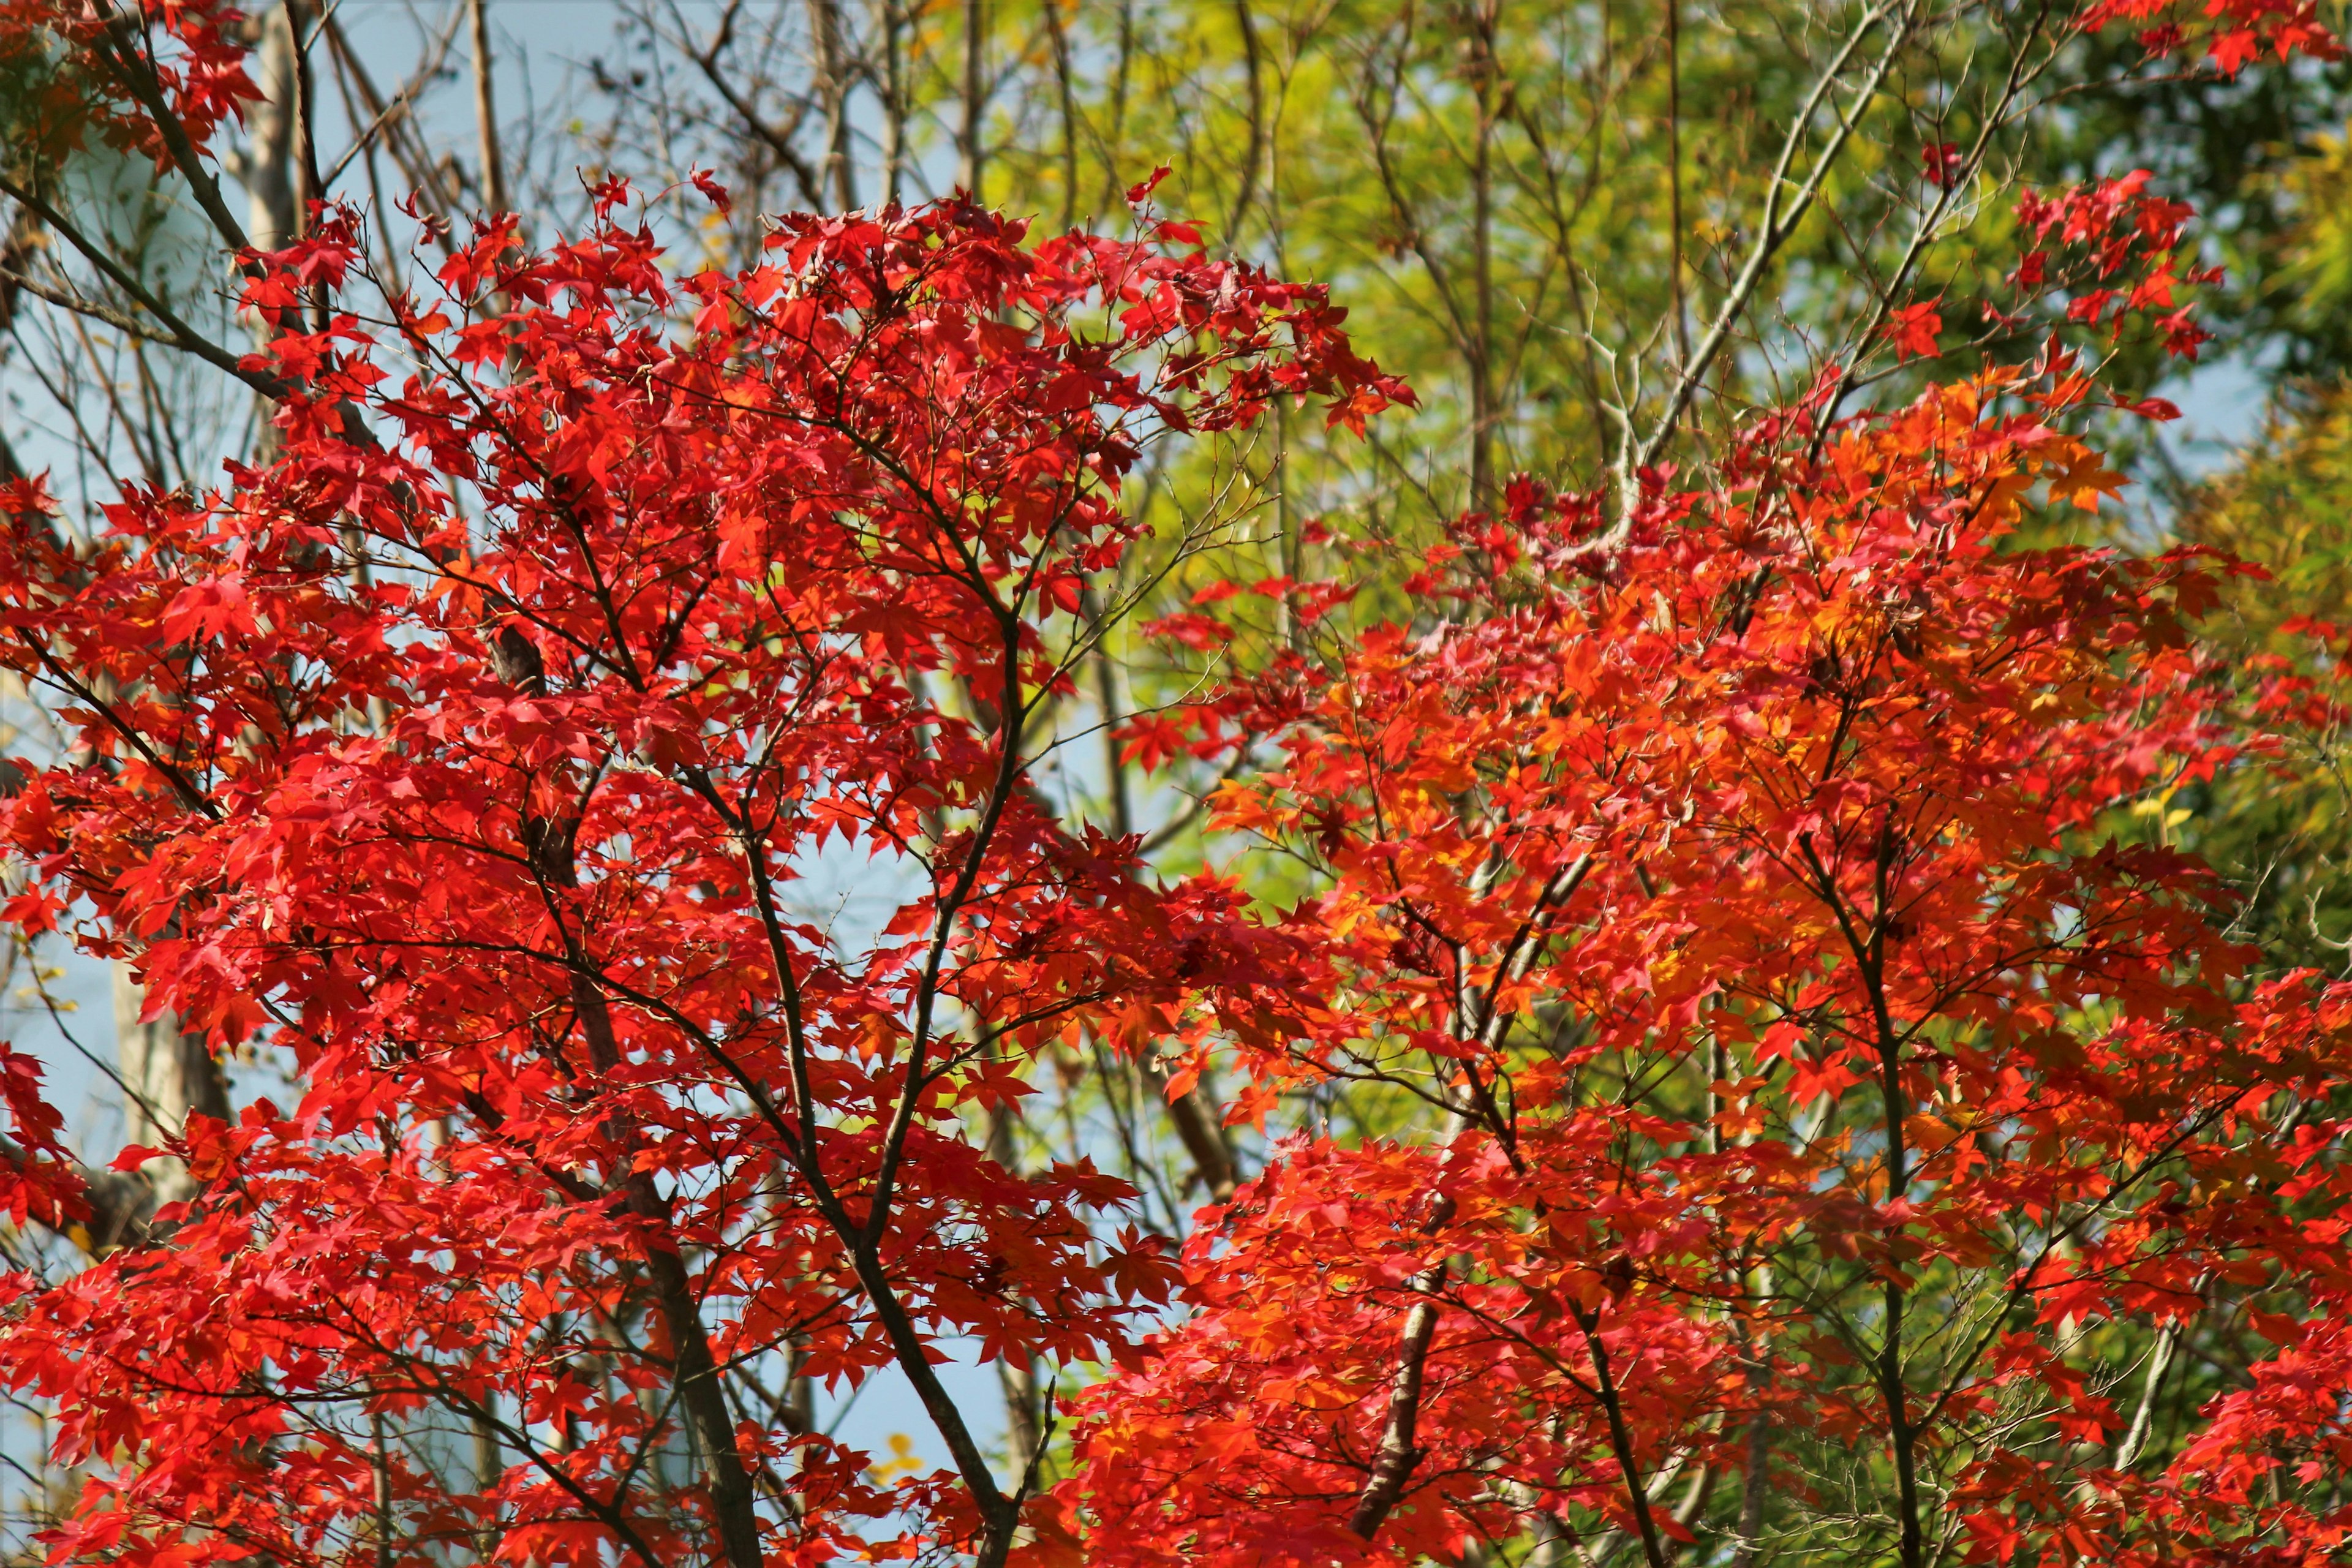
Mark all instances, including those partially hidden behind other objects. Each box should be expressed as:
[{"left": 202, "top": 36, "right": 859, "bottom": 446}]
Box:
[
  {"left": 958, "top": 0, "right": 986, "bottom": 197},
  {"left": 987, "top": 1086, "right": 1046, "bottom": 1479},
  {"left": 108, "top": 964, "right": 230, "bottom": 1219},
  {"left": 239, "top": 3, "right": 298, "bottom": 250},
  {"left": 807, "top": 0, "right": 856, "bottom": 210},
  {"left": 467, "top": 0, "right": 508, "bottom": 212}
]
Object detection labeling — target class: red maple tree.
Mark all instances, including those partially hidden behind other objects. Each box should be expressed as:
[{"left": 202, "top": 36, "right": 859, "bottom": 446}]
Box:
[
  {"left": 1045, "top": 32, "right": 2352, "bottom": 1567},
  {"left": 0, "top": 148, "right": 1402, "bottom": 1568},
  {"left": 1060, "top": 361, "right": 2352, "bottom": 1565}
]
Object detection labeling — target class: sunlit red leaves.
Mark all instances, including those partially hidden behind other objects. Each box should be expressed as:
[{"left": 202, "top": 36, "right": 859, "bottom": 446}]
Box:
[
  {"left": 2005, "top": 170, "right": 2222, "bottom": 360},
  {"left": 1057, "top": 358, "right": 2352, "bottom": 1561},
  {"left": 2079, "top": 0, "right": 2343, "bottom": 72},
  {"left": 0, "top": 2, "right": 2347, "bottom": 1559},
  {"left": 1048, "top": 1135, "right": 1746, "bottom": 1568},
  {"left": 0, "top": 1042, "right": 81, "bottom": 1227},
  {"left": 0, "top": 196, "right": 1400, "bottom": 1567},
  {"left": 1886, "top": 300, "right": 1944, "bottom": 360}
]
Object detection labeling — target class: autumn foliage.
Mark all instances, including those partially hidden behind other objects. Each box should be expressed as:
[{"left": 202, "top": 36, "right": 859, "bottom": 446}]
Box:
[
  {"left": 1, "top": 1, "right": 2351, "bottom": 1567},
  {"left": 1057, "top": 367, "right": 2352, "bottom": 1565},
  {"left": 0, "top": 173, "right": 1402, "bottom": 1568}
]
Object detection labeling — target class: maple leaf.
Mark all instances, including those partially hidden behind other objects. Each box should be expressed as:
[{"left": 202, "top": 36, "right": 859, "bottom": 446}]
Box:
[
  {"left": 1922, "top": 141, "right": 1966, "bottom": 188},
  {"left": 688, "top": 167, "right": 733, "bottom": 215},
  {"left": 1885, "top": 301, "right": 1944, "bottom": 361}
]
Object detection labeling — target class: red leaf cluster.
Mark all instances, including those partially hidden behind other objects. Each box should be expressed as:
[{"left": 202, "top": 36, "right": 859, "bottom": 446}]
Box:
[
  {"left": 0, "top": 197, "right": 1401, "bottom": 1567},
  {"left": 1049, "top": 369, "right": 2352, "bottom": 1565}
]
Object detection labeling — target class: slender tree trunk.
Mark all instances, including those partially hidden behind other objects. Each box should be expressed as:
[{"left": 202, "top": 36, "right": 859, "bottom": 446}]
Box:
[
  {"left": 1096, "top": 0, "right": 1138, "bottom": 219},
  {"left": 1348, "top": 1274, "right": 1443, "bottom": 1539},
  {"left": 1271, "top": 404, "right": 1298, "bottom": 647},
  {"left": 1085, "top": 607, "right": 1242, "bottom": 1202},
  {"left": 472, "top": 1399, "right": 502, "bottom": 1485},
  {"left": 469, "top": 1396, "right": 502, "bottom": 1561},
  {"left": 110, "top": 966, "right": 229, "bottom": 1218},
  {"left": 1139, "top": 1054, "right": 1239, "bottom": 1202},
  {"left": 986, "top": 1084, "right": 1045, "bottom": 1479},
  {"left": 878, "top": 0, "right": 907, "bottom": 205},
  {"left": 1731, "top": 1280, "right": 1774, "bottom": 1568},
  {"left": 1466, "top": 0, "right": 1498, "bottom": 505},
  {"left": 784, "top": 1334, "right": 816, "bottom": 1436},
  {"left": 1525, "top": 1509, "right": 1569, "bottom": 1567},
  {"left": 959, "top": 0, "right": 986, "bottom": 197},
  {"left": 1863, "top": 911, "right": 1924, "bottom": 1567},
  {"left": 1046, "top": 0, "right": 1078, "bottom": 230},
  {"left": 239, "top": 3, "right": 298, "bottom": 251},
  {"left": 1347, "top": 1166, "right": 1464, "bottom": 1545},
  {"left": 371, "top": 1411, "right": 396, "bottom": 1568},
  {"left": 1226, "top": 0, "right": 1265, "bottom": 239},
  {"left": 1732, "top": 1409, "right": 1771, "bottom": 1566},
  {"left": 765, "top": 1166, "right": 817, "bottom": 1515},
  {"left": 286, "top": 0, "right": 321, "bottom": 225},
  {"left": 1871, "top": 1068, "right": 1922, "bottom": 1568},
  {"left": 2115, "top": 1320, "right": 2183, "bottom": 1469},
  {"left": 1666, "top": 0, "right": 1689, "bottom": 368},
  {"left": 1574, "top": 1302, "right": 1672, "bottom": 1568},
  {"left": 489, "top": 627, "right": 764, "bottom": 1568},
  {"left": 232, "top": 1, "right": 298, "bottom": 456},
  {"left": 467, "top": 0, "right": 507, "bottom": 213},
  {"left": 807, "top": 0, "right": 857, "bottom": 210}
]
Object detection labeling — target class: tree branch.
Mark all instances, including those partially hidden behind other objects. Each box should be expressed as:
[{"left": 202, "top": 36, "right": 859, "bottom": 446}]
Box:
[{"left": 1613, "top": 0, "right": 1915, "bottom": 524}]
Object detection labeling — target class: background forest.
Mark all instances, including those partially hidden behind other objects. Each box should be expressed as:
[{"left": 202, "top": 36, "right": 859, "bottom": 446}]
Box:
[{"left": 6, "top": 1, "right": 2352, "bottom": 1566}]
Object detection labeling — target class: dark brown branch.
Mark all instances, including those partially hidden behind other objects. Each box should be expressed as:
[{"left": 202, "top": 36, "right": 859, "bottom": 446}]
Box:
[
  {"left": 1571, "top": 1302, "right": 1671, "bottom": 1568},
  {"left": 679, "top": 1, "right": 826, "bottom": 209},
  {"left": 90, "top": 1, "right": 252, "bottom": 254},
  {"left": 488, "top": 626, "right": 766, "bottom": 1568},
  {"left": 0, "top": 175, "right": 288, "bottom": 401}
]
